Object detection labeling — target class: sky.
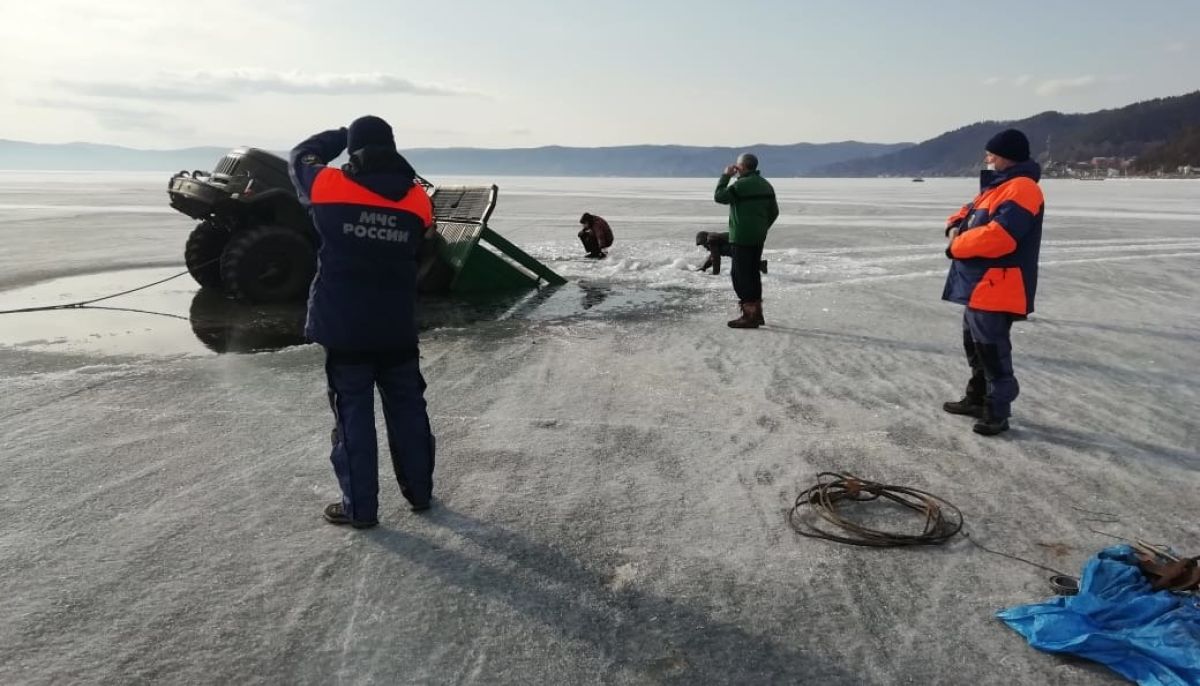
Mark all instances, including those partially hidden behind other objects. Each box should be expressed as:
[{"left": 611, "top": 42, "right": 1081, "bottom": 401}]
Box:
[{"left": 0, "top": 0, "right": 1196, "bottom": 151}]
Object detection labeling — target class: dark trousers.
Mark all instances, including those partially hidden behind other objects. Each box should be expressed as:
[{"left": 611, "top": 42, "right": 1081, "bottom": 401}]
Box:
[
  {"left": 961, "top": 309, "right": 1019, "bottom": 419},
  {"left": 578, "top": 229, "right": 602, "bottom": 255},
  {"left": 324, "top": 348, "right": 435, "bottom": 520},
  {"left": 730, "top": 243, "right": 765, "bottom": 302}
]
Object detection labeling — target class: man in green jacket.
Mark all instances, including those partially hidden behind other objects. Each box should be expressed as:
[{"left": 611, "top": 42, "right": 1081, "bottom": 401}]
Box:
[{"left": 714, "top": 153, "right": 779, "bottom": 328}]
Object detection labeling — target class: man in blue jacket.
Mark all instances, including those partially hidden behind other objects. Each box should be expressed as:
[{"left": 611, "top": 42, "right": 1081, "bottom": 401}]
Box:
[
  {"left": 290, "top": 115, "right": 436, "bottom": 528},
  {"left": 942, "top": 128, "right": 1044, "bottom": 436}
]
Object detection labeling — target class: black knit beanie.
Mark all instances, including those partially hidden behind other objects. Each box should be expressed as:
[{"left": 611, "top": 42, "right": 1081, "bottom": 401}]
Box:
[
  {"left": 985, "top": 128, "right": 1030, "bottom": 162},
  {"left": 347, "top": 115, "right": 396, "bottom": 152}
]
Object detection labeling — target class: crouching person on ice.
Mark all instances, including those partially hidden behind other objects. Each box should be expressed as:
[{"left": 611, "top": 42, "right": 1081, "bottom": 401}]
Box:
[
  {"left": 695, "top": 230, "right": 767, "bottom": 276},
  {"left": 289, "top": 115, "right": 437, "bottom": 528},
  {"left": 578, "top": 212, "right": 614, "bottom": 259}
]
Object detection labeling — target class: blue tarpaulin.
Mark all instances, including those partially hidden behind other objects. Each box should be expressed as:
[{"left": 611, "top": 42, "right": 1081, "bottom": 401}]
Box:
[{"left": 998, "top": 545, "right": 1200, "bottom": 685}]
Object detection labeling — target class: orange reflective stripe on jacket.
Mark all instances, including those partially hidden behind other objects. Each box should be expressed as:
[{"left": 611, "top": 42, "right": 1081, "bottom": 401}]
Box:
[{"left": 310, "top": 168, "right": 434, "bottom": 227}]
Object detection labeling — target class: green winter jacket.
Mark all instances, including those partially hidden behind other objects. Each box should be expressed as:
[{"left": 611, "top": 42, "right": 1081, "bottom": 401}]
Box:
[{"left": 714, "top": 170, "right": 779, "bottom": 245}]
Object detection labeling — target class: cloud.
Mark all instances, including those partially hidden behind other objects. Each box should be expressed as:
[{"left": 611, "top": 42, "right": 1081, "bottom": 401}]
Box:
[
  {"left": 93, "top": 110, "right": 194, "bottom": 136},
  {"left": 986, "top": 74, "right": 1109, "bottom": 96},
  {"left": 56, "top": 69, "right": 476, "bottom": 102},
  {"left": 1035, "top": 75, "right": 1098, "bottom": 96},
  {"left": 60, "top": 83, "right": 231, "bottom": 103},
  {"left": 1165, "top": 42, "right": 1186, "bottom": 54},
  {"left": 981, "top": 75, "right": 1034, "bottom": 88},
  {"left": 23, "top": 97, "right": 194, "bottom": 135}
]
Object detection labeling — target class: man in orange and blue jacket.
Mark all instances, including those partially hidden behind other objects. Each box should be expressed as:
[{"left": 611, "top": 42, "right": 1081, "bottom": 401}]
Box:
[
  {"left": 942, "top": 129, "right": 1043, "bottom": 436},
  {"left": 289, "top": 116, "right": 437, "bottom": 527}
]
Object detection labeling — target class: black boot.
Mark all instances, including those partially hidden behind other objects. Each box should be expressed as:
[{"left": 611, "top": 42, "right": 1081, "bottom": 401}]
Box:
[
  {"left": 759, "top": 260, "right": 768, "bottom": 274},
  {"left": 943, "top": 397, "right": 984, "bottom": 418},
  {"left": 973, "top": 407, "right": 1010, "bottom": 436},
  {"left": 322, "top": 502, "right": 378, "bottom": 529}
]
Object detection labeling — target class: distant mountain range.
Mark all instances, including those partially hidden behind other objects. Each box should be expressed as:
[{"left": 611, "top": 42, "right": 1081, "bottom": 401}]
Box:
[
  {"left": 0, "top": 139, "right": 909, "bottom": 177},
  {"left": 0, "top": 140, "right": 233, "bottom": 173},
  {"left": 3, "top": 90, "right": 1197, "bottom": 177},
  {"left": 401, "top": 142, "right": 911, "bottom": 177},
  {"left": 816, "top": 90, "right": 1200, "bottom": 176}
]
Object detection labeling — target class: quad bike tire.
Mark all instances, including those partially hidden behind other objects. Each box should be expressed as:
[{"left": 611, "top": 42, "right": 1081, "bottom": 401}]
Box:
[
  {"left": 219, "top": 224, "right": 316, "bottom": 303},
  {"left": 184, "top": 220, "right": 229, "bottom": 289}
]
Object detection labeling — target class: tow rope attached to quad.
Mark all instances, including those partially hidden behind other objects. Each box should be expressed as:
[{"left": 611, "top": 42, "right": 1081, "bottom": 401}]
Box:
[{"left": 0, "top": 259, "right": 216, "bottom": 317}]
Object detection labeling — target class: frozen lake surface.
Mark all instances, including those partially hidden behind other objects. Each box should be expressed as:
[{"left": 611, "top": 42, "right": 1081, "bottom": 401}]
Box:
[{"left": 1, "top": 172, "right": 1197, "bottom": 684}]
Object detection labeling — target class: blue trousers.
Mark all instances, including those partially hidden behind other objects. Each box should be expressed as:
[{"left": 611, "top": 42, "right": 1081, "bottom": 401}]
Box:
[
  {"left": 962, "top": 308, "right": 1019, "bottom": 419},
  {"left": 324, "top": 348, "right": 435, "bottom": 521}
]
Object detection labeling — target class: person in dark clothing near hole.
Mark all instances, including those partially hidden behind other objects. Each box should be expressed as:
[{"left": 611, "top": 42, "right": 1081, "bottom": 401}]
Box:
[
  {"left": 942, "top": 128, "right": 1044, "bottom": 437},
  {"left": 289, "top": 115, "right": 437, "bottom": 528},
  {"left": 695, "top": 230, "right": 767, "bottom": 276},
  {"left": 578, "top": 212, "right": 614, "bottom": 259},
  {"left": 713, "top": 153, "right": 779, "bottom": 328}
]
